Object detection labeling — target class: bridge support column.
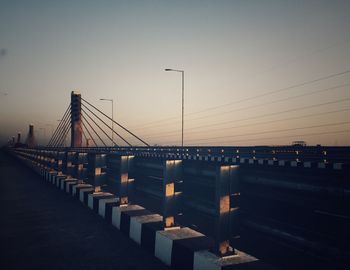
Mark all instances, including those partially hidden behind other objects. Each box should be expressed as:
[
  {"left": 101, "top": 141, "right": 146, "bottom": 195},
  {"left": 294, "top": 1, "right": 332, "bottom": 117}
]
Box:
[
  {"left": 213, "top": 165, "right": 239, "bottom": 257},
  {"left": 87, "top": 153, "right": 107, "bottom": 192},
  {"left": 163, "top": 160, "right": 182, "bottom": 229},
  {"left": 64, "top": 151, "right": 76, "bottom": 177},
  {"left": 73, "top": 152, "right": 88, "bottom": 181},
  {"left": 70, "top": 91, "right": 82, "bottom": 148}
]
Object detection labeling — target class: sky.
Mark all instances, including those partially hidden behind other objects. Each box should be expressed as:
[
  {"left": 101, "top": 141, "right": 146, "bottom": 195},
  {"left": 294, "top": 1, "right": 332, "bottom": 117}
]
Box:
[{"left": 0, "top": 0, "right": 350, "bottom": 146}]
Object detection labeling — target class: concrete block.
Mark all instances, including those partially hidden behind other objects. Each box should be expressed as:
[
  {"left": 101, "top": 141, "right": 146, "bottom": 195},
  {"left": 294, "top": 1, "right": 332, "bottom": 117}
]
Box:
[
  {"left": 65, "top": 179, "right": 78, "bottom": 194},
  {"left": 130, "top": 214, "right": 162, "bottom": 245},
  {"left": 73, "top": 184, "right": 92, "bottom": 198},
  {"left": 119, "top": 208, "right": 152, "bottom": 235},
  {"left": 79, "top": 188, "right": 94, "bottom": 204},
  {"left": 56, "top": 176, "right": 66, "bottom": 188},
  {"left": 193, "top": 249, "right": 262, "bottom": 270},
  {"left": 98, "top": 197, "right": 119, "bottom": 218},
  {"left": 154, "top": 227, "right": 207, "bottom": 268},
  {"left": 61, "top": 179, "right": 76, "bottom": 191},
  {"left": 112, "top": 204, "right": 144, "bottom": 229},
  {"left": 87, "top": 192, "right": 115, "bottom": 212}
]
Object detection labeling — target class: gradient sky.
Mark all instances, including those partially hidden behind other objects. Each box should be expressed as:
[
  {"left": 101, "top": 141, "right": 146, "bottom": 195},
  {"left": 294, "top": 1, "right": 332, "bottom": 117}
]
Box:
[{"left": 1, "top": 0, "right": 350, "bottom": 146}]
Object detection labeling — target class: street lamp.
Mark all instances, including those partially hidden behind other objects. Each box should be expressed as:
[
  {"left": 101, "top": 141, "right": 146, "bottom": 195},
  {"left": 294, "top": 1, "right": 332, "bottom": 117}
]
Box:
[
  {"left": 165, "top": 68, "right": 185, "bottom": 147},
  {"left": 100, "top": 98, "right": 114, "bottom": 146}
]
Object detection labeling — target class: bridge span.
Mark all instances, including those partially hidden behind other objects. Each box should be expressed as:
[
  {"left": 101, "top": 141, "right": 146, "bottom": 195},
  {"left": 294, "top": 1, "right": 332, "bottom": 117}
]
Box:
[{"left": 3, "top": 91, "right": 350, "bottom": 270}]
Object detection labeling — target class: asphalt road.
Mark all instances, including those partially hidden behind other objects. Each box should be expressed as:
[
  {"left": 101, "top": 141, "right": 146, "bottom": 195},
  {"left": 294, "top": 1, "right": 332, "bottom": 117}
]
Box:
[{"left": 0, "top": 150, "right": 169, "bottom": 270}]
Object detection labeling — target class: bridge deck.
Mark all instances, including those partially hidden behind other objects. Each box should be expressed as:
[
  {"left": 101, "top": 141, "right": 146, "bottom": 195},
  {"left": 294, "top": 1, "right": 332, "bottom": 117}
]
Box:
[{"left": 0, "top": 150, "right": 169, "bottom": 270}]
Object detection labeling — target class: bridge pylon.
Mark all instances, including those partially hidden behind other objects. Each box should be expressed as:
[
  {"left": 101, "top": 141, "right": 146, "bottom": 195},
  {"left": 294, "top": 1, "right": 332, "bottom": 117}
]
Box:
[{"left": 70, "top": 91, "right": 83, "bottom": 148}]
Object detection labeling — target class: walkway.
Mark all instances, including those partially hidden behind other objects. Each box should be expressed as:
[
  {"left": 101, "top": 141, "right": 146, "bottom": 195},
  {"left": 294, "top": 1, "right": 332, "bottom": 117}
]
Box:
[{"left": 0, "top": 150, "right": 169, "bottom": 270}]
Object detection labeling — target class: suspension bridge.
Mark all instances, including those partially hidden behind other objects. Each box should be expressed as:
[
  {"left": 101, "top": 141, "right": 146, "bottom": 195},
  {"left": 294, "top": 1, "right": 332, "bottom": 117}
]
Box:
[{"left": 2, "top": 91, "right": 350, "bottom": 270}]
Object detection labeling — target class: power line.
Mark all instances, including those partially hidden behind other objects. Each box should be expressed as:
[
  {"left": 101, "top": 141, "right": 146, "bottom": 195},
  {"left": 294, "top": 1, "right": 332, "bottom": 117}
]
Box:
[
  {"left": 143, "top": 107, "right": 350, "bottom": 140},
  {"left": 181, "top": 82, "right": 350, "bottom": 124},
  {"left": 184, "top": 96, "right": 350, "bottom": 132},
  {"left": 142, "top": 96, "right": 350, "bottom": 139},
  {"left": 141, "top": 83, "right": 350, "bottom": 137},
  {"left": 181, "top": 121, "right": 350, "bottom": 143},
  {"left": 130, "top": 69, "right": 350, "bottom": 130},
  {"left": 191, "top": 129, "right": 350, "bottom": 146}
]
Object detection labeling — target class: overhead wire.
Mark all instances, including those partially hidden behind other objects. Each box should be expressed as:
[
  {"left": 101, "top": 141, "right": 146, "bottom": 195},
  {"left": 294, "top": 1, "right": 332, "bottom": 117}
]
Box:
[
  {"left": 130, "top": 69, "right": 350, "bottom": 130},
  {"left": 141, "top": 83, "right": 350, "bottom": 138},
  {"left": 191, "top": 129, "right": 350, "bottom": 146},
  {"left": 179, "top": 121, "right": 350, "bottom": 144},
  {"left": 143, "top": 107, "right": 350, "bottom": 140}
]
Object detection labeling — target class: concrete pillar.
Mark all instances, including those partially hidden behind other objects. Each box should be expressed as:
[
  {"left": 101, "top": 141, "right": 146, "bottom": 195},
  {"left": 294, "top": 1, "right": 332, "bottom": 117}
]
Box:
[
  {"left": 25, "top": 124, "right": 37, "bottom": 147},
  {"left": 213, "top": 165, "right": 239, "bottom": 256},
  {"left": 163, "top": 160, "right": 182, "bottom": 229},
  {"left": 87, "top": 153, "right": 107, "bottom": 191},
  {"left": 70, "top": 91, "right": 82, "bottom": 148}
]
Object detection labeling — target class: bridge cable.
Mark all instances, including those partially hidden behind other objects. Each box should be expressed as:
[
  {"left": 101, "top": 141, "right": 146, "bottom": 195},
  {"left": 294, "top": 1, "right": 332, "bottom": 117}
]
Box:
[
  {"left": 81, "top": 102, "right": 131, "bottom": 146},
  {"left": 81, "top": 112, "right": 108, "bottom": 147},
  {"left": 47, "top": 104, "right": 70, "bottom": 146},
  {"left": 81, "top": 98, "right": 149, "bottom": 146},
  {"left": 49, "top": 105, "right": 71, "bottom": 147},
  {"left": 82, "top": 120, "right": 98, "bottom": 147},
  {"left": 53, "top": 118, "right": 71, "bottom": 147},
  {"left": 81, "top": 107, "right": 119, "bottom": 146},
  {"left": 48, "top": 104, "right": 70, "bottom": 147},
  {"left": 50, "top": 111, "right": 71, "bottom": 147},
  {"left": 51, "top": 111, "right": 71, "bottom": 147}
]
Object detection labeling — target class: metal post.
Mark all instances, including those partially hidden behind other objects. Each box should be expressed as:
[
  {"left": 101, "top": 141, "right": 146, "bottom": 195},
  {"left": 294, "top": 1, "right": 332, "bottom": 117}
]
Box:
[
  {"left": 181, "top": 71, "right": 184, "bottom": 147},
  {"left": 100, "top": 98, "right": 114, "bottom": 146},
  {"left": 165, "top": 68, "right": 185, "bottom": 147}
]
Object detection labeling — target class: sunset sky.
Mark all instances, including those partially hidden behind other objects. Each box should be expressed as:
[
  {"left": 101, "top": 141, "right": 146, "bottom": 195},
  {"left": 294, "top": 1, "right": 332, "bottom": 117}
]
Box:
[{"left": 1, "top": 0, "right": 350, "bottom": 146}]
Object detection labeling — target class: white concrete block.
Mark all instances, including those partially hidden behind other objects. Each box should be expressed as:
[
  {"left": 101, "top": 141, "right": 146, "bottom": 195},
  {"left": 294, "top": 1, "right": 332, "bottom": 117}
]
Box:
[
  {"left": 155, "top": 227, "right": 204, "bottom": 266},
  {"left": 98, "top": 197, "right": 119, "bottom": 218},
  {"left": 129, "top": 214, "right": 162, "bottom": 244},
  {"left": 111, "top": 205, "right": 144, "bottom": 229},
  {"left": 79, "top": 188, "right": 93, "bottom": 203},
  {"left": 193, "top": 250, "right": 258, "bottom": 270}
]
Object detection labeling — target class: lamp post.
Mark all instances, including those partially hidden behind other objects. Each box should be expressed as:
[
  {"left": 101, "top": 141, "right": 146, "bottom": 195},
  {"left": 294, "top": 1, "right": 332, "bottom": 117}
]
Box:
[
  {"left": 165, "top": 68, "right": 184, "bottom": 147},
  {"left": 100, "top": 98, "right": 114, "bottom": 146}
]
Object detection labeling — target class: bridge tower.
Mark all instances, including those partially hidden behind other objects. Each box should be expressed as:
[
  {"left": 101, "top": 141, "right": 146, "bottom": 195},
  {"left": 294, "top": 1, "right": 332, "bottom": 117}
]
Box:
[
  {"left": 25, "top": 124, "right": 37, "bottom": 147},
  {"left": 70, "top": 91, "right": 83, "bottom": 148}
]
